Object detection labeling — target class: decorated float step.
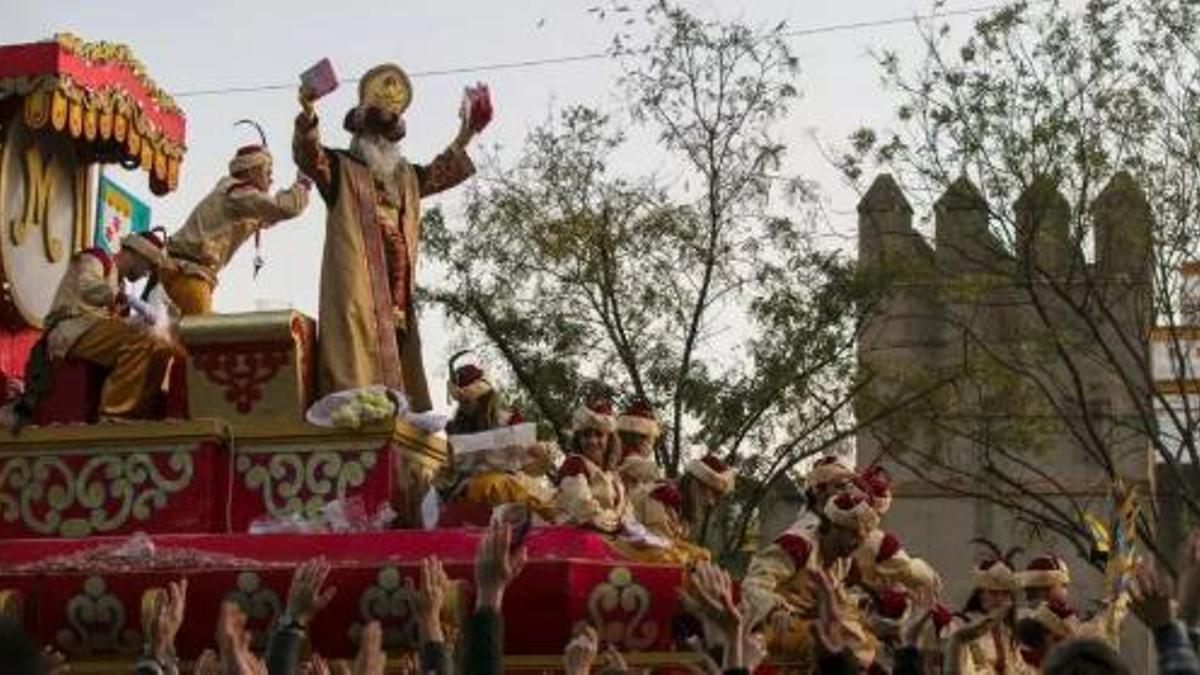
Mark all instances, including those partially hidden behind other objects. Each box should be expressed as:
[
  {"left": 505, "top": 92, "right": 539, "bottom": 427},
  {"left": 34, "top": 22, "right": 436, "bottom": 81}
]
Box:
[
  {"left": 0, "top": 528, "right": 687, "bottom": 668},
  {"left": 0, "top": 418, "right": 445, "bottom": 539}
]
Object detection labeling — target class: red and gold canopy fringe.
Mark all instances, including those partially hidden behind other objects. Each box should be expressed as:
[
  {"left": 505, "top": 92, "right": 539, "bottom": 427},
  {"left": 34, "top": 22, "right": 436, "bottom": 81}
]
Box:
[{"left": 0, "top": 33, "right": 187, "bottom": 195}]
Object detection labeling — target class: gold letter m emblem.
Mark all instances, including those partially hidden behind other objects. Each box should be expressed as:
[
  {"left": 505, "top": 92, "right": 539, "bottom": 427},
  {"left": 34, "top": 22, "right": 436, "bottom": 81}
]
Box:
[{"left": 10, "top": 146, "right": 65, "bottom": 262}]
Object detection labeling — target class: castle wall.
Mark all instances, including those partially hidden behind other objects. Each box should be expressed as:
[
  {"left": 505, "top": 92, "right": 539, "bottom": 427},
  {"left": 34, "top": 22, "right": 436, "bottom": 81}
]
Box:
[{"left": 855, "top": 173, "right": 1155, "bottom": 670}]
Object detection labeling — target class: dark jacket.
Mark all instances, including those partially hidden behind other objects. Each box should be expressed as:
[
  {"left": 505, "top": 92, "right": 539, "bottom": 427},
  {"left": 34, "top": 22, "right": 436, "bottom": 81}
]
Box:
[
  {"left": 265, "top": 624, "right": 306, "bottom": 675},
  {"left": 1155, "top": 621, "right": 1200, "bottom": 675},
  {"left": 462, "top": 607, "right": 504, "bottom": 675},
  {"left": 420, "top": 639, "right": 451, "bottom": 675},
  {"left": 892, "top": 646, "right": 926, "bottom": 675}
]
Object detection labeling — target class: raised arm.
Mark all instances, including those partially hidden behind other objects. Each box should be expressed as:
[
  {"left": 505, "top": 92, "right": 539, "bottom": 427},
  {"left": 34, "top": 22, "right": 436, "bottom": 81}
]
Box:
[
  {"left": 415, "top": 143, "right": 475, "bottom": 198},
  {"left": 415, "top": 87, "right": 486, "bottom": 197},
  {"left": 227, "top": 180, "right": 311, "bottom": 225},
  {"left": 292, "top": 88, "right": 334, "bottom": 199},
  {"left": 739, "top": 534, "right": 807, "bottom": 629}
]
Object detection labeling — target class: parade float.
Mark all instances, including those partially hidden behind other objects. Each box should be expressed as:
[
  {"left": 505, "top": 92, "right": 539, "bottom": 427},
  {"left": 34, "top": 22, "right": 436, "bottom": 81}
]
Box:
[{"left": 0, "top": 35, "right": 693, "bottom": 672}]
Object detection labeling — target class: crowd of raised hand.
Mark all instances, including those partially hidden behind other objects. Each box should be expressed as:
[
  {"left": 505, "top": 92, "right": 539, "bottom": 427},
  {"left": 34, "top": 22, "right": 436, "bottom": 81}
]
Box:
[{"left": 1, "top": 522, "right": 1199, "bottom": 674}]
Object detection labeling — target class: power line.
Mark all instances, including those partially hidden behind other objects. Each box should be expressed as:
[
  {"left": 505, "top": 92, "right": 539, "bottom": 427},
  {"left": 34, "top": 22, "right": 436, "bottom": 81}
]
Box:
[{"left": 169, "top": 2, "right": 1017, "bottom": 99}]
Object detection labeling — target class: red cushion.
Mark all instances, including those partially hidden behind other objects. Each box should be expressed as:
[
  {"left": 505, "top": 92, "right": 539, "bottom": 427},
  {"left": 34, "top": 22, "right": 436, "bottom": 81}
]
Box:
[{"left": 32, "top": 359, "right": 107, "bottom": 425}]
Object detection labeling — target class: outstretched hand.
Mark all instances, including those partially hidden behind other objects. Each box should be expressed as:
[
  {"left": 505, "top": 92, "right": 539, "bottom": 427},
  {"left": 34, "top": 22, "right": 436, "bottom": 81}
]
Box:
[
  {"left": 474, "top": 520, "right": 528, "bottom": 611},
  {"left": 1178, "top": 530, "right": 1200, "bottom": 625},
  {"left": 414, "top": 555, "right": 450, "bottom": 643},
  {"left": 216, "top": 601, "right": 266, "bottom": 675},
  {"left": 563, "top": 624, "right": 599, "bottom": 675},
  {"left": 287, "top": 557, "right": 338, "bottom": 627},
  {"left": 688, "top": 562, "right": 745, "bottom": 668},
  {"left": 150, "top": 578, "right": 187, "bottom": 662},
  {"left": 810, "top": 569, "right": 846, "bottom": 655},
  {"left": 355, "top": 621, "right": 386, "bottom": 675},
  {"left": 1131, "top": 561, "right": 1175, "bottom": 629}
]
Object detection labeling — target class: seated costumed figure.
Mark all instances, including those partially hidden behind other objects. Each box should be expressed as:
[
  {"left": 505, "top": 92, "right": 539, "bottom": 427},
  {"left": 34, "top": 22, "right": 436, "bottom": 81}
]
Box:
[
  {"left": 949, "top": 541, "right": 1032, "bottom": 675},
  {"left": 740, "top": 490, "right": 881, "bottom": 668},
  {"left": 615, "top": 398, "right": 662, "bottom": 492},
  {"left": 1016, "top": 553, "right": 1127, "bottom": 648},
  {"left": 554, "top": 397, "right": 626, "bottom": 532},
  {"left": 624, "top": 452, "right": 736, "bottom": 564},
  {"left": 32, "top": 230, "right": 175, "bottom": 422},
  {"left": 441, "top": 356, "right": 556, "bottom": 522}
]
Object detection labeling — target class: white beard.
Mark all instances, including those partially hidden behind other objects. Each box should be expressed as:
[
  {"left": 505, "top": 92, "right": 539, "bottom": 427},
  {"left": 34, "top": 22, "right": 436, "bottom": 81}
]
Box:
[{"left": 350, "top": 134, "right": 404, "bottom": 204}]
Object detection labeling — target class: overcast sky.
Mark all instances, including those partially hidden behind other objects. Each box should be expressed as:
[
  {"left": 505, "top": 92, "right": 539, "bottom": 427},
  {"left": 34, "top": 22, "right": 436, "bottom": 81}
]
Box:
[{"left": 7, "top": 0, "right": 1014, "bottom": 406}]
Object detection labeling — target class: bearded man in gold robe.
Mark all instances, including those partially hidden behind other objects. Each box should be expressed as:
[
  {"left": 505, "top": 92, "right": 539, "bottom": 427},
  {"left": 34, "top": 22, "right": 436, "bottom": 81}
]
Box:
[{"left": 293, "top": 64, "right": 488, "bottom": 410}]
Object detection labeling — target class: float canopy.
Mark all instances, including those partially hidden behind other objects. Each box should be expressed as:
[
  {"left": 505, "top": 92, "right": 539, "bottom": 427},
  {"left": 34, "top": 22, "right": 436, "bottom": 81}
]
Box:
[{"left": 0, "top": 33, "right": 186, "bottom": 195}]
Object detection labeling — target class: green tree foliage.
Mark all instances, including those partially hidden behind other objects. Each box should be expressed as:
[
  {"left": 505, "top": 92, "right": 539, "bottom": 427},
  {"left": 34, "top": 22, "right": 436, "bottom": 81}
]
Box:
[{"left": 423, "top": 2, "right": 886, "bottom": 557}]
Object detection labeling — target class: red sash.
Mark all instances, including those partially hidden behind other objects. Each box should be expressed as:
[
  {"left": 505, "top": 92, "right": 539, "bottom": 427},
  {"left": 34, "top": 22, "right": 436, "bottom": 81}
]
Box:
[{"left": 343, "top": 155, "right": 403, "bottom": 389}]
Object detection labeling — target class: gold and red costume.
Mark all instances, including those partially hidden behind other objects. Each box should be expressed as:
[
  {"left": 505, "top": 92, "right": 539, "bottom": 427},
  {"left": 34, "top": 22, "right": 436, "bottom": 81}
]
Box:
[
  {"left": 849, "top": 465, "right": 942, "bottom": 595},
  {"left": 950, "top": 555, "right": 1033, "bottom": 675},
  {"left": 163, "top": 146, "right": 309, "bottom": 315},
  {"left": 615, "top": 399, "right": 662, "bottom": 491},
  {"left": 45, "top": 247, "right": 173, "bottom": 418},
  {"left": 554, "top": 453, "right": 626, "bottom": 532},
  {"left": 851, "top": 529, "right": 941, "bottom": 594},
  {"left": 1017, "top": 555, "right": 1128, "bottom": 646},
  {"left": 741, "top": 492, "right": 880, "bottom": 667},
  {"left": 292, "top": 64, "right": 475, "bottom": 408},
  {"left": 452, "top": 414, "right": 559, "bottom": 522}
]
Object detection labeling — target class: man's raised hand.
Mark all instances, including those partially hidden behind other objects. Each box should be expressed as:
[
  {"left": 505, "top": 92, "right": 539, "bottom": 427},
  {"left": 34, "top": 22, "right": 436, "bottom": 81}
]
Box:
[{"left": 287, "top": 557, "right": 337, "bottom": 627}]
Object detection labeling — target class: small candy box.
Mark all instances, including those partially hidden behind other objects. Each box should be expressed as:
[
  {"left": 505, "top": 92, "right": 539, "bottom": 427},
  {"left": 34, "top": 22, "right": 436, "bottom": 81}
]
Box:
[
  {"left": 463, "top": 83, "right": 493, "bottom": 133},
  {"left": 300, "top": 58, "right": 339, "bottom": 99}
]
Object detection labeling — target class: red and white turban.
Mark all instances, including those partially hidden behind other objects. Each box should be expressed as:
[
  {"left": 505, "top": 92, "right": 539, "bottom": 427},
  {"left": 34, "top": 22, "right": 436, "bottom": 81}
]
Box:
[
  {"left": 685, "top": 453, "right": 737, "bottom": 495},
  {"left": 120, "top": 227, "right": 168, "bottom": 269},
  {"left": 807, "top": 456, "right": 856, "bottom": 491},
  {"left": 824, "top": 490, "right": 880, "bottom": 535},
  {"left": 1019, "top": 555, "right": 1070, "bottom": 589},
  {"left": 972, "top": 557, "right": 1018, "bottom": 592},
  {"left": 617, "top": 398, "right": 660, "bottom": 438},
  {"left": 573, "top": 398, "right": 617, "bottom": 434},
  {"left": 229, "top": 144, "right": 272, "bottom": 175},
  {"left": 857, "top": 465, "right": 892, "bottom": 514},
  {"left": 448, "top": 363, "right": 493, "bottom": 403}
]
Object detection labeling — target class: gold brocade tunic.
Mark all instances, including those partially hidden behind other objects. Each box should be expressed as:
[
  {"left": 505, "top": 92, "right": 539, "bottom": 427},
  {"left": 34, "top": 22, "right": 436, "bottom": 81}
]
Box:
[
  {"left": 44, "top": 251, "right": 120, "bottom": 358},
  {"left": 741, "top": 525, "right": 876, "bottom": 669},
  {"left": 554, "top": 454, "right": 627, "bottom": 530},
  {"left": 950, "top": 618, "right": 1034, "bottom": 675},
  {"left": 166, "top": 176, "right": 309, "bottom": 287}
]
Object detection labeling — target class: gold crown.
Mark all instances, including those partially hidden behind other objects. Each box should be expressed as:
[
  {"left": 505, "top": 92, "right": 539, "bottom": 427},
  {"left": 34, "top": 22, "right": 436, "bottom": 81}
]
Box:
[{"left": 359, "top": 63, "right": 412, "bottom": 115}]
